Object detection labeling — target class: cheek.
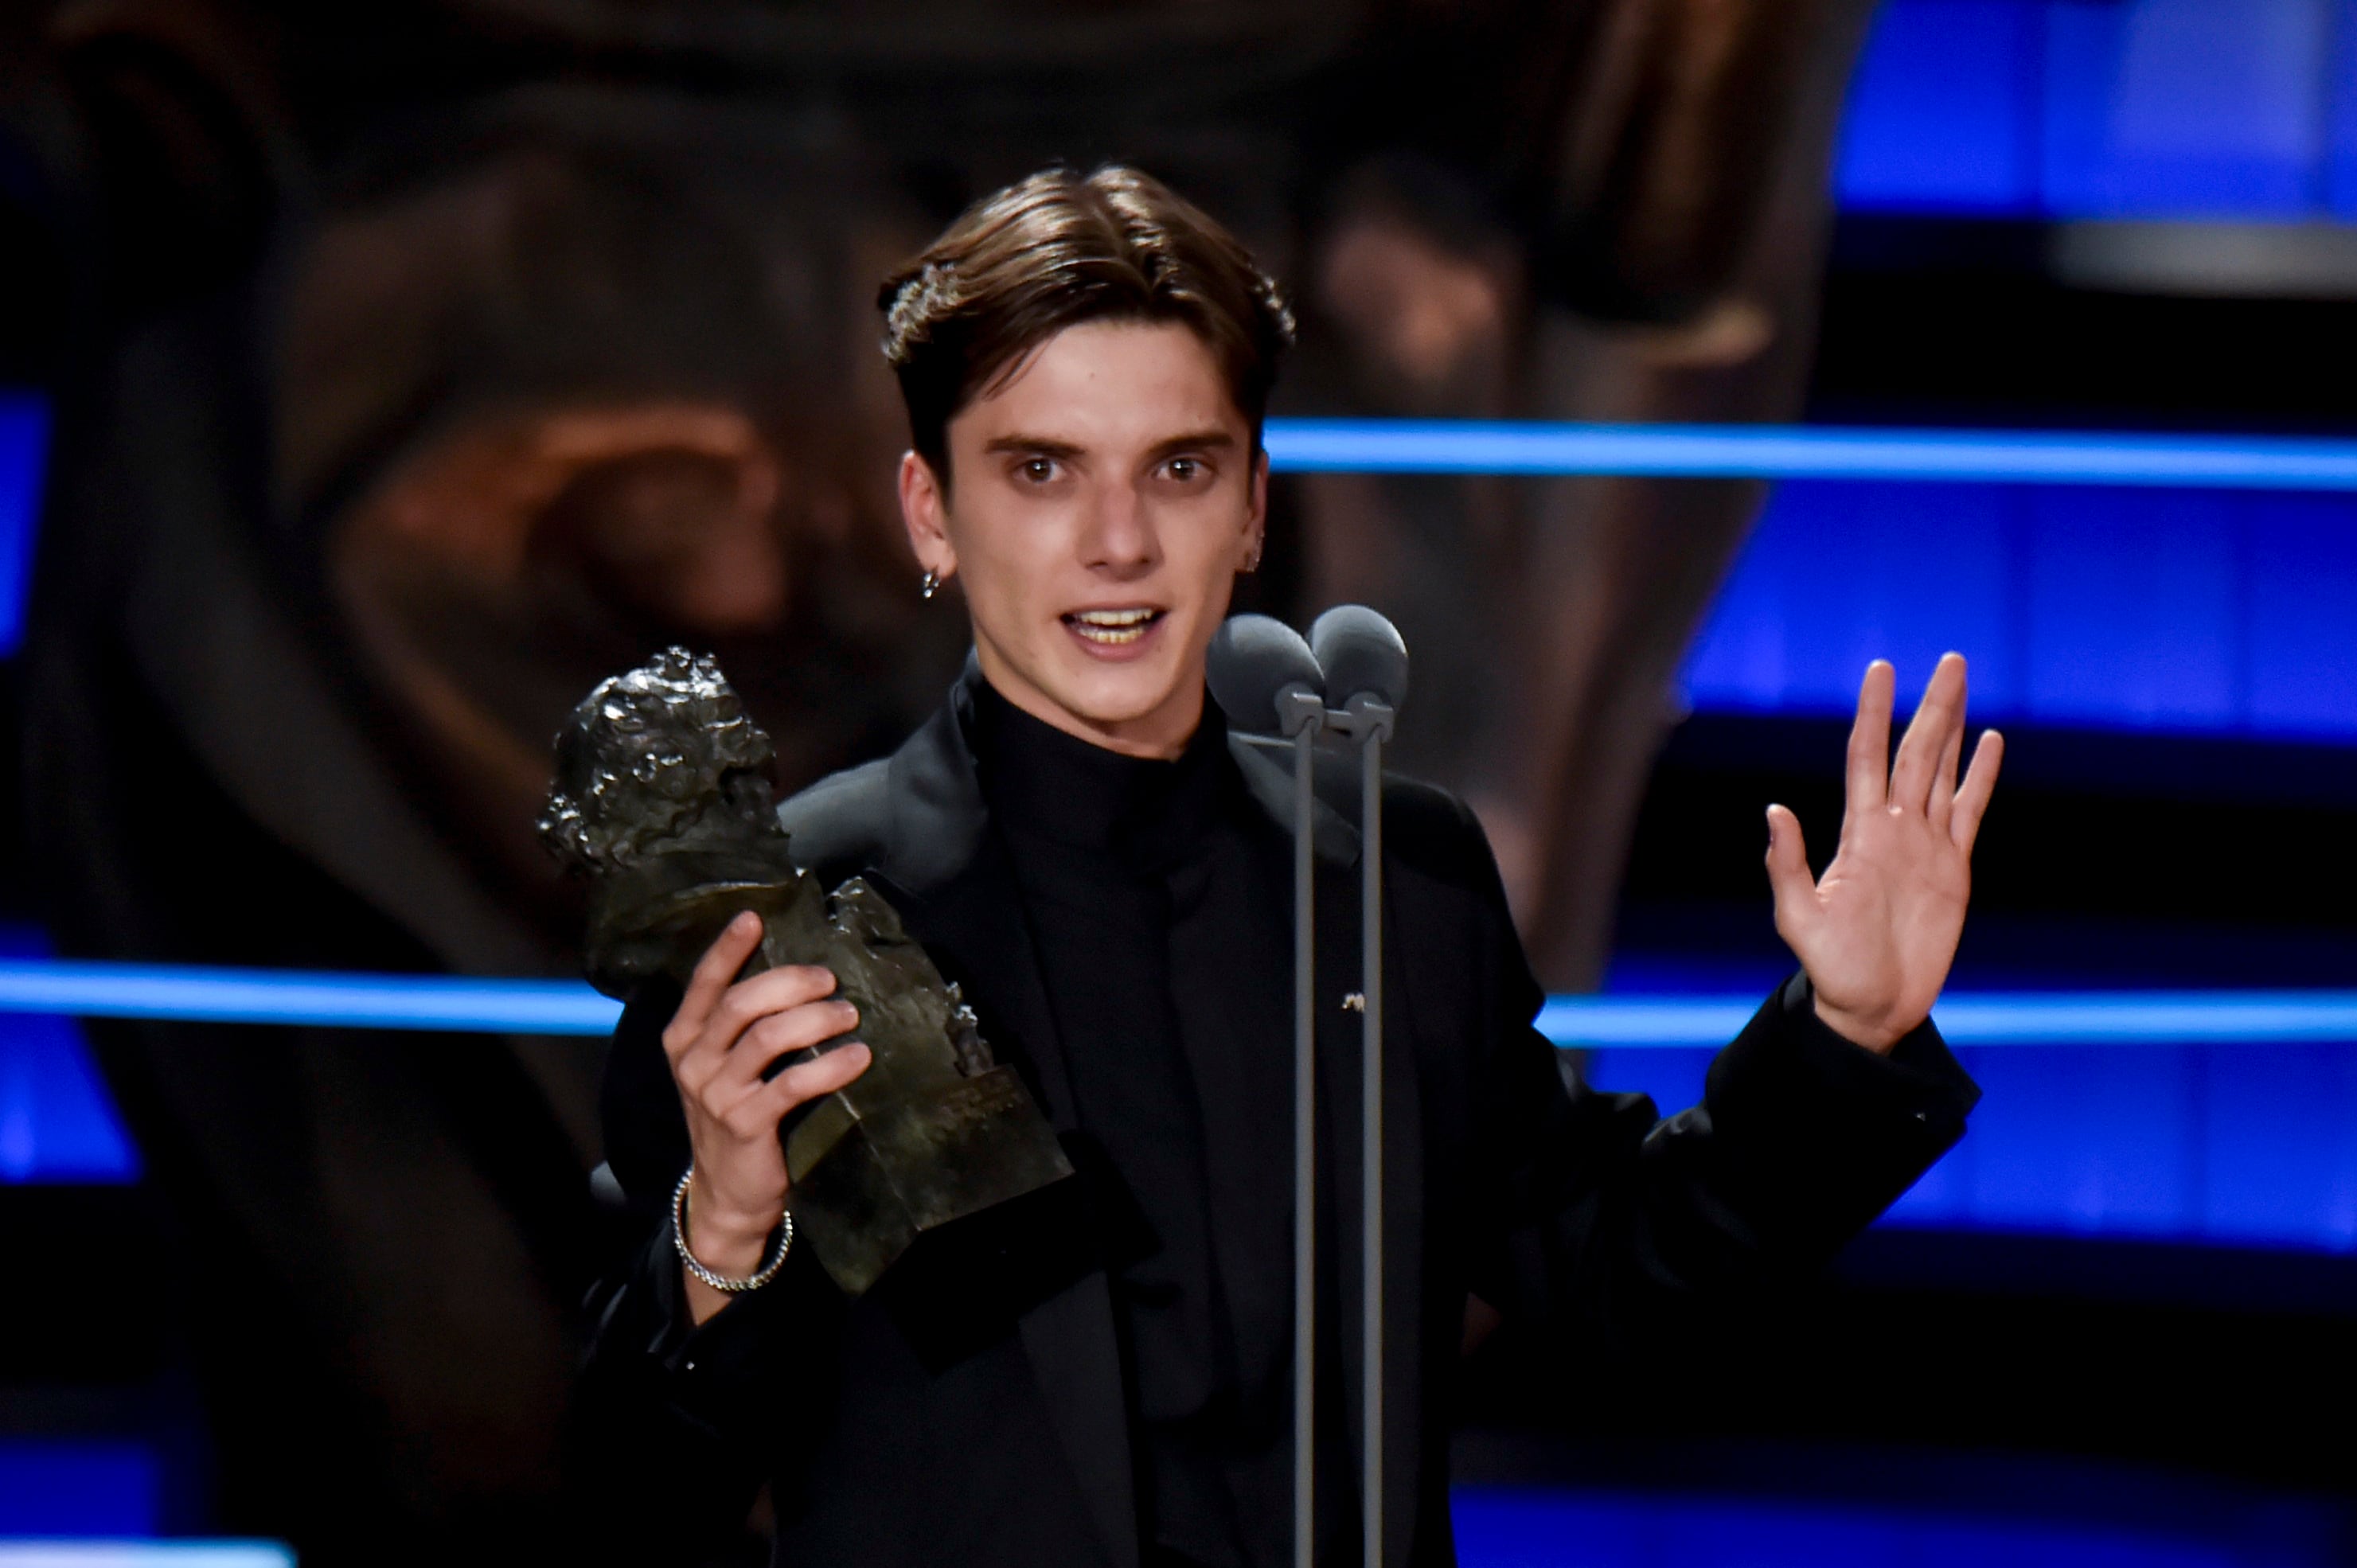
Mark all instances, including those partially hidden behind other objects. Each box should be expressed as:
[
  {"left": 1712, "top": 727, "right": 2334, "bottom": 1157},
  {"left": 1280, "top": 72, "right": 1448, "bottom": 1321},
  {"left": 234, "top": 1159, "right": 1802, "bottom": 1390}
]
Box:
[
  {"left": 948, "top": 503, "right": 1056, "bottom": 621},
  {"left": 1171, "top": 500, "right": 1252, "bottom": 576}
]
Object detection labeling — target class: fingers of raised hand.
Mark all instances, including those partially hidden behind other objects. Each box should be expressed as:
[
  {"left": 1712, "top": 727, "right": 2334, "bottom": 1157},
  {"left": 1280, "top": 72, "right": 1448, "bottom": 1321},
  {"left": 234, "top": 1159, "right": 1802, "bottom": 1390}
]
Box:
[
  {"left": 1929, "top": 717, "right": 1965, "bottom": 832},
  {"left": 665, "top": 911, "right": 766, "bottom": 1056},
  {"left": 1763, "top": 804, "right": 1820, "bottom": 938},
  {"left": 1951, "top": 729, "right": 2005, "bottom": 853},
  {"left": 1890, "top": 653, "right": 1967, "bottom": 813},
  {"left": 1844, "top": 661, "right": 1897, "bottom": 816}
]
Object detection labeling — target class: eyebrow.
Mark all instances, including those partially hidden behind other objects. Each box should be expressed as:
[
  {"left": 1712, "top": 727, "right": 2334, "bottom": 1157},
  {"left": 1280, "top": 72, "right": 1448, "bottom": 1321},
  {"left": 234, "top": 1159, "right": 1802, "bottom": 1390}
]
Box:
[
  {"left": 980, "top": 429, "right": 1243, "bottom": 463},
  {"left": 1145, "top": 430, "right": 1241, "bottom": 461},
  {"left": 983, "top": 435, "right": 1087, "bottom": 459}
]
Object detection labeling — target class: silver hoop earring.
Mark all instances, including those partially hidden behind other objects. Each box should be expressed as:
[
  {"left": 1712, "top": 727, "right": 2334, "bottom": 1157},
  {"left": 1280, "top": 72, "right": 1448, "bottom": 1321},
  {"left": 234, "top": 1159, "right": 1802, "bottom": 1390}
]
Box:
[{"left": 920, "top": 568, "right": 940, "bottom": 601}]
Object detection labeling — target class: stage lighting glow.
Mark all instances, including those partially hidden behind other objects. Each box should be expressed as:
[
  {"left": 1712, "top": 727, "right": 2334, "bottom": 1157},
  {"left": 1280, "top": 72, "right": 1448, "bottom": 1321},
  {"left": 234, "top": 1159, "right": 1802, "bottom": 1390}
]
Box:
[
  {"left": 1262, "top": 420, "right": 2357, "bottom": 490},
  {"left": 7, "top": 958, "right": 2357, "bottom": 1047},
  {"left": 0, "top": 959, "right": 620, "bottom": 1036},
  {"left": 0, "top": 396, "right": 48, "bottom": 655},
  {"left": 1837, "top": 0, "right": 2357, "bottom": 225},
  {"left": 0, "top": 1549, "right": 293, "bottom": 1567},
  {"left": 15, "top": 961, "right": 2357, "bottom": 1251},
  {"left": 1539, "top": 991, "right": 2357, "bottom": 1048}
]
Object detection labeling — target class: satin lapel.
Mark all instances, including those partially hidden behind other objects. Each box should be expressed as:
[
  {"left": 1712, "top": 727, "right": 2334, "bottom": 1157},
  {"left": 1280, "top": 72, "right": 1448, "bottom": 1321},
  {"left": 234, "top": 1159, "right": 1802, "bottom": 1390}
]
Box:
[
  {"left": 896, "top": 852, "right": 1076, "bottom": 1132},
  {"left": 1229, "top": 735, "right": 1359, "bottom": 868},
  {"left": 1017, "top": 1272, "right": 1142, "bottom": 1568},
  {"left": 868, "top": 697, "right": 1138, "bottom": 1568}
]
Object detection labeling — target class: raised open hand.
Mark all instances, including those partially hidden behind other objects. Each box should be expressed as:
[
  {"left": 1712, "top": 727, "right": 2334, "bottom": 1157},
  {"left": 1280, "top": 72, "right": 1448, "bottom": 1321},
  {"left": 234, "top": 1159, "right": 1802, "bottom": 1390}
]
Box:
[{"left": 1765, "top": 654, "right": 2003, "bottom": 1054}]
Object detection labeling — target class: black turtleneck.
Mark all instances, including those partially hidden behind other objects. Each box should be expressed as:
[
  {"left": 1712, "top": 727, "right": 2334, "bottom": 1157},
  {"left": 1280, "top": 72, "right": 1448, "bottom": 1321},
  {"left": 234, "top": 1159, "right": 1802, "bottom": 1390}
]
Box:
[{"left": 969, "top": 681, "right": 1352, "bottom": 1568}]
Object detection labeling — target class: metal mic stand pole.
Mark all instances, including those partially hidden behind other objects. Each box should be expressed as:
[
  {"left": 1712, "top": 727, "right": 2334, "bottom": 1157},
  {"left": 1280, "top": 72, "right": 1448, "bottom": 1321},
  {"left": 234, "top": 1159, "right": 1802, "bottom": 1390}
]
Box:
[
  {"left": 1331, "top": 692, "right": 1394, "bottom": 1568},
  {"left": 1278, "top": 685, "right": 1325, "bottom": 1568}
]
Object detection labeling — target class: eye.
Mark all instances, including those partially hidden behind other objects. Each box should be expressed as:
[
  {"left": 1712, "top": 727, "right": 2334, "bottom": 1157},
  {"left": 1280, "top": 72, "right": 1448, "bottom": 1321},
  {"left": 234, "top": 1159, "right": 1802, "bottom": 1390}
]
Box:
[
  {"left": 1014, "top": 456, "right": 1059, "bottom": 484},
  {"left": 1166, "top": 455, "right": 1205, "bottom": 482}
]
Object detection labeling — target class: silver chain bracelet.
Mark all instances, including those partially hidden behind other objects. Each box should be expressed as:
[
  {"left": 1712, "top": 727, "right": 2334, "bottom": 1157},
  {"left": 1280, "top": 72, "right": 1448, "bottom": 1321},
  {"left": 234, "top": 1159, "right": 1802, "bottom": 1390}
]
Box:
[{"left": 671, "top": 1169, "right": 794, "bottom": 1293}]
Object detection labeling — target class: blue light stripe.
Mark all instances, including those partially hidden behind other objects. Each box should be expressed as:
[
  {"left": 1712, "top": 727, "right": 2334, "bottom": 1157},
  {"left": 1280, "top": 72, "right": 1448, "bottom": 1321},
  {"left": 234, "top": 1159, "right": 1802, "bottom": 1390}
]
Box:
[
  {"left": 6, "top": 959, "right": 2357, "bottom": 1047},
  {"left": 0, "top": 960, "right": 620, "bottom": 1036},
  {"left": 0, "top": 1548, "right": 295, "bottom": 1567},
  {"left": 1540, "top": 992, "right": 2357, "bottom": 1048},
  {"left": 1260, "top": 420, "right": 2357, "bottom": 490},
  {"left": 0, "top": 395, "right": 49, "bottom": 655}
]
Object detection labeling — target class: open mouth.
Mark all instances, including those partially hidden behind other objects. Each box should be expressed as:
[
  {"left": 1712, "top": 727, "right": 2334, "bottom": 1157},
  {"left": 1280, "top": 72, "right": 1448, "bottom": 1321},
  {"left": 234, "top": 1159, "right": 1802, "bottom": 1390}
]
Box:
[{"left": 1062, "top": 607, "right": 1165, "bottom": 647}]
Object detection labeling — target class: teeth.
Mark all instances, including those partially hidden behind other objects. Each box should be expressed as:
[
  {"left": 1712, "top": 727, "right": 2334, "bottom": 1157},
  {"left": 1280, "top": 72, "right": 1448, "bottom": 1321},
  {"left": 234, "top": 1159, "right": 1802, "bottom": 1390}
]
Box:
[{"left": 1068, "top": 608, "right": 1159, "bottom": 646}]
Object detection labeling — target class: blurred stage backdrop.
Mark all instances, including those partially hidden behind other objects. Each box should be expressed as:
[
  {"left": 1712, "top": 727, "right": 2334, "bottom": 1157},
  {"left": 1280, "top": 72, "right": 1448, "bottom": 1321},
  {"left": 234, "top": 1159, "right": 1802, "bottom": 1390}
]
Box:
[{"left": 3, "top": 1, "right": 2357, "bottom": 1565}]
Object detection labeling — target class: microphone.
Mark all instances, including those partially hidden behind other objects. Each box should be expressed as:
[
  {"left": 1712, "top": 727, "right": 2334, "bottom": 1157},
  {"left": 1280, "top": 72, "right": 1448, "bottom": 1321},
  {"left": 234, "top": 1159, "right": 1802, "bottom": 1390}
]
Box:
[
  {"left": 1208, "top": 614, "right": 1326, "bottom": 738},
  {"left": 1306, "top": 605, "right": 1407, "bottom": 718},
  {"left": 1209, "top": 607, "right": 1336, "bottom": 1568},
  {"left": 1212, "top": 603, "right": 1408, "bottom": 1568}
]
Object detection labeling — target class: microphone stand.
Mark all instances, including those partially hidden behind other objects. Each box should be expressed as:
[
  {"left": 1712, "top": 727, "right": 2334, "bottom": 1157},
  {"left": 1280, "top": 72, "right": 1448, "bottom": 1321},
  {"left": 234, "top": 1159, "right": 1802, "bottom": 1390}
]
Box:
[
  {"left": 1276, "top": 685, "right": 1325, "bottom": 1568},
  {"left": 1239, "top": 605, "right": 1398, "bottom": 1568},
  {"left": 1325, "top": 691, "right": 1395, "bottom": 1568}
]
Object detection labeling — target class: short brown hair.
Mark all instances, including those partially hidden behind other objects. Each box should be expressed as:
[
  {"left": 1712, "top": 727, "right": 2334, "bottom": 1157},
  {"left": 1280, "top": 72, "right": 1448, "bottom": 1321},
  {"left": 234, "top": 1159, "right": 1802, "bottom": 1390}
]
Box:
[{"left": 877, "top": 166, "right": 1295, "bottom": 483}]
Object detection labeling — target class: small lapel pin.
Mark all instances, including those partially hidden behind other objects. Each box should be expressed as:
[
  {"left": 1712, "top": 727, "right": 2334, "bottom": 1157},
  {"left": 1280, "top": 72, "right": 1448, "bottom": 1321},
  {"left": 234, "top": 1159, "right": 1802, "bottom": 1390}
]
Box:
[{"left": 1342, "top": 992, "right": 1367, "bottom": 1012}]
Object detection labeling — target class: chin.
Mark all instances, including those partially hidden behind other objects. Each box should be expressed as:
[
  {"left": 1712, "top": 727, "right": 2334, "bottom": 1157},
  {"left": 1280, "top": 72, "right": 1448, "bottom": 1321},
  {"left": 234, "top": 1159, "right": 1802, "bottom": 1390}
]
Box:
[{"left": 1048, "top": 661, "right": 1194, "bottom": 732}]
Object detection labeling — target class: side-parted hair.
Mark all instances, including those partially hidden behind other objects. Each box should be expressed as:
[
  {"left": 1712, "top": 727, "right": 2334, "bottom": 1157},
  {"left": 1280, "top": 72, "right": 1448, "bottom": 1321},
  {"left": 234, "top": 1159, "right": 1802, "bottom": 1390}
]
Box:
[{"left": 877, "top": 165, "right": 1296, "bottom": 485}]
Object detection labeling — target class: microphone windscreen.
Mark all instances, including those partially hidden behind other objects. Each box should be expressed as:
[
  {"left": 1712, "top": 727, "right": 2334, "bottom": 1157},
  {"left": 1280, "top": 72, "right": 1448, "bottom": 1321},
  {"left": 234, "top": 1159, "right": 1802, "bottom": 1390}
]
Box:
[
  {"left": 1308, "top": 604, "right": 1407, "bottom": 711},
  {"left": 1208, "top": 614, "right": 1324, "bottom": 735}
]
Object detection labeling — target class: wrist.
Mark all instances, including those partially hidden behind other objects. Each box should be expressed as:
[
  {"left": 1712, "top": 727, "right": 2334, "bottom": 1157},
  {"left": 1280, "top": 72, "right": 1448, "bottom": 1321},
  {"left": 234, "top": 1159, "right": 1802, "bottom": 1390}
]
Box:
[
  {"left": 674, "top": 1170, "right": 795, "bottom": 1321},
  {"left": 1810, "top": 991, "right": 1906, "bottom": 1055},
  {"left": 685, "top": 1173, "right": 784, "bottom": 1266}
]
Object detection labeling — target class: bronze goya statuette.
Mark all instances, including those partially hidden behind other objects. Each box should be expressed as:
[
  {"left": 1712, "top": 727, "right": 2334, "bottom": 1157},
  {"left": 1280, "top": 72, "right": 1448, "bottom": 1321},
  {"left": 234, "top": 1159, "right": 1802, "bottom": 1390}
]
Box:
[{"left": 539, "top": 648, "right": 1071, "bottom": 1297}]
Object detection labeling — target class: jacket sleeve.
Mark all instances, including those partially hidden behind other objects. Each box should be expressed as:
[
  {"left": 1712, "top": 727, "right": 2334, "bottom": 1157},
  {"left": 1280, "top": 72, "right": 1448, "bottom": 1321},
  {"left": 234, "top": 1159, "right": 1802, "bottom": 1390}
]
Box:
[
  {"left": 1456, "top": 821, "right": 1980, "bottom": 1349},
  {"left": 564, "top": 979, "right": 844, "bottom": 1566}
]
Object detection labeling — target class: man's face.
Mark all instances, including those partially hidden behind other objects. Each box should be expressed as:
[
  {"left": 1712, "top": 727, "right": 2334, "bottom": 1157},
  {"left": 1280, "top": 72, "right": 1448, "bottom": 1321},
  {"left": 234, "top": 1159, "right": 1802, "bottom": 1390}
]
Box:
[{"left": 900, "top": 318, "right": 1266, "bottom": 758}]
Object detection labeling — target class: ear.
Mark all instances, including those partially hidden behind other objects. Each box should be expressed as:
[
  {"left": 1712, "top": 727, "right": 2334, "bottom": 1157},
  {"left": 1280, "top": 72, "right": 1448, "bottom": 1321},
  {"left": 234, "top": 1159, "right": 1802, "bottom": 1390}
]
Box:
[
  {"left": 897, "top": 450, "right": 958, "bottom": 584},
  {"left": 1243, "top": 447, "right": 1270, "bottom": 566}
]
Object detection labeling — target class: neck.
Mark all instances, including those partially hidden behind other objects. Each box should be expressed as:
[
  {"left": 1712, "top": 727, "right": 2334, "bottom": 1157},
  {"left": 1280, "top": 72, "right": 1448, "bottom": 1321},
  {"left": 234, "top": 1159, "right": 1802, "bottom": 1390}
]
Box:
[{"left": 971, "top": 641, "right": 1203, "bottom": 760}]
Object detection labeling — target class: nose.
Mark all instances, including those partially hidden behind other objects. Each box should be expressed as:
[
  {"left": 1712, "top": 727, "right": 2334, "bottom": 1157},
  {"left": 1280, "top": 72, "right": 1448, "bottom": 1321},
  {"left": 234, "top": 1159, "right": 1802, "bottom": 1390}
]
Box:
[{"left": 1077, "top": 477, "right": 1161, "bottom": 579}]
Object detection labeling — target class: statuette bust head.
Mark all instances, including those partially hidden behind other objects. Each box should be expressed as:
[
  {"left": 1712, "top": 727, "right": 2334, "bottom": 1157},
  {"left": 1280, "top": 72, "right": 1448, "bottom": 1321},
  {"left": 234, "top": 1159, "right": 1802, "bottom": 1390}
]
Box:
[{"left": 538, "top": 646, "right": 782, "bottom": 876}]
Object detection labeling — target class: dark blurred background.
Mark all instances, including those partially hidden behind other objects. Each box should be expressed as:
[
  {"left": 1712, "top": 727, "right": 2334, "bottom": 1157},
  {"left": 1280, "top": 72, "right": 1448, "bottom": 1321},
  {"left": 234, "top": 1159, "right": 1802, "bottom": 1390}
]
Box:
[{"left": 2, "top": 2, "right": 2355, "bottom": 1565}]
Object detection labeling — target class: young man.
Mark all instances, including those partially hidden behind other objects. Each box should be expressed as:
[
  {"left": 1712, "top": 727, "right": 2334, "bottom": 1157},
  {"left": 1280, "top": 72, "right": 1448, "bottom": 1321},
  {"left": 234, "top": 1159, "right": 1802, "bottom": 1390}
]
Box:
[{"left": 572, "top": 166, "right": 1999, "bottom": 1568}]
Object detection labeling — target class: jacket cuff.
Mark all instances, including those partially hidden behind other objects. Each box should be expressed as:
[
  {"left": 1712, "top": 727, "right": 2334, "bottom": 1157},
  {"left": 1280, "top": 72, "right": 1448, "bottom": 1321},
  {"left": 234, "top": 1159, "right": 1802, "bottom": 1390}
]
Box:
[
  {"left": 1754, "top": 971, "right": 1981, "bottom": 1130},
  {"left": 589, "top": 1213, "right": 824, "bottom": 1435},
  {"left": 1693, "top": 973, "right": 1982, "bottom": 1249}
]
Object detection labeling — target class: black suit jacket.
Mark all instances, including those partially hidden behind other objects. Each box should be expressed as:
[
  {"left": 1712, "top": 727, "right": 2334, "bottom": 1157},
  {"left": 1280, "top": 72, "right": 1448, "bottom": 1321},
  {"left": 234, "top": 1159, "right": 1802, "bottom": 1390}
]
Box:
[{"left": 570, "top": 686, "right": 1979, "bottom": 1568}]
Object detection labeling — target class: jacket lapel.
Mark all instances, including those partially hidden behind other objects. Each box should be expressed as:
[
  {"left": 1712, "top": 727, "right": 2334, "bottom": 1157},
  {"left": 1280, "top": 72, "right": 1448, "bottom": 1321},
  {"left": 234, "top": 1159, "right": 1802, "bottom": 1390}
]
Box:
[
  {"left": 855, "top": 702, "right": 1427, "bottom": 1568},
  {"left": 864, "top": 688, "right": 1138, "bottom": 1568}
]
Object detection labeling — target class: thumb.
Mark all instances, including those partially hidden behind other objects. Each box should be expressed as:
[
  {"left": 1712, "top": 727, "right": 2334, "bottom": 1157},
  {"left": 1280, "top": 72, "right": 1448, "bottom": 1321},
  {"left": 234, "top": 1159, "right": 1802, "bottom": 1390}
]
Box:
[{"left": 1764, "top": 805, "right": 1818, "bottom": 934}]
